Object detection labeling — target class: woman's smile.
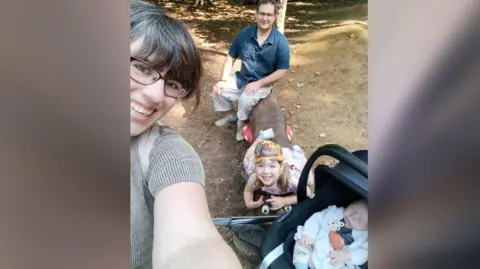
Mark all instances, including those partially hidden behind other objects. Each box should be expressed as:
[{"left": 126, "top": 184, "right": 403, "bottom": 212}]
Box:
[{"left": 131, "top": 101, "right": 156, "bottom": 116}]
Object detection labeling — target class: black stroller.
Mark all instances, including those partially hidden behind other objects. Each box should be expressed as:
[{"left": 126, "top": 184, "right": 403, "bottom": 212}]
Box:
[{"left": 213, "top": 144, "right": 368, "bottom": 269}]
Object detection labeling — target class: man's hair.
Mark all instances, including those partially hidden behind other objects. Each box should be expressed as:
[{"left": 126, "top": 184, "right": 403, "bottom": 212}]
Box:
[
  {"left": 256, "top": 0, "right": 279, "bottom": 14},
  {"left": 130, "top": 1, "right": 203, "bottom": 106}
]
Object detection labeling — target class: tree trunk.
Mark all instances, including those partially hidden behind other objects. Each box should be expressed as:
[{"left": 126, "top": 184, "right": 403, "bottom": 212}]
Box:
[{"left": 276, "top": 0, "right": 288, "bottom": 34}]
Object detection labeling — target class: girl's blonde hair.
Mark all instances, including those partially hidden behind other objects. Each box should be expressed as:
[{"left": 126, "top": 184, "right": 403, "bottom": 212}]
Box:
[{"left": 254, "top": 161, "right": 292, "bottom": 193}]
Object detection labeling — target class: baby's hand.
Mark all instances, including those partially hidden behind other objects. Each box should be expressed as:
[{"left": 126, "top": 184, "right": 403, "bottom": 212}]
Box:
[
  {"left": 299, "top": 235, "right": 314, "bottom": 249},
  {"left": 329, "top": 250, "right": 352, "bottom": 266}
]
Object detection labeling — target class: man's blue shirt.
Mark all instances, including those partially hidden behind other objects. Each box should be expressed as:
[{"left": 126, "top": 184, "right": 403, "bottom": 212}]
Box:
[{"left": 228, "top": 25, "right": 290, "bottom": 89}]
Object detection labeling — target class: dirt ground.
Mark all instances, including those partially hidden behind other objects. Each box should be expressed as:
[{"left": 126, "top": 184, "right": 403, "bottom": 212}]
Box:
[{"left": 159, "top": 0, "right": 368, "bottom": 267}]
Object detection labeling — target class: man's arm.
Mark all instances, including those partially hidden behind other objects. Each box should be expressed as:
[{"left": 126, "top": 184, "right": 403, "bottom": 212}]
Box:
[
  {"left": 220, "top": 55, "right": 236, "bottom": 81},
  {"left": 213, "top": 55, "right": 236, "bottom": 94},
  {"left": 213, "top": 30, "right": 241, "bottom": 94},
  {"left": 256, "top": 69, "right": 288, "bottom": 88},
  {"left": 219, "top": 30, "right": 242, "bottom": 81},
  {"left": 152, "top": 182, "right": 242, "bottom": 269},
  {"left": 244, "top": 69, "right": 288, "bottom": 93}
]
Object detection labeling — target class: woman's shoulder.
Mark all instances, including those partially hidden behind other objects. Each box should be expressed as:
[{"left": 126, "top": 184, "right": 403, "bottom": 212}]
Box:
[
  {"left": 134, "top": 124, "right": 198, "bottom": 158},
  {"left": 151, "top": 125, "right": 201, "bottom": 161},
  {"left": 139, "top": 124, "right": 205, "bottom": 196}
]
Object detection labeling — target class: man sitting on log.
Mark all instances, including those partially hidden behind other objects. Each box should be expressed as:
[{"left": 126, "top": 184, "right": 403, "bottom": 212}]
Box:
[{"left": 211, "top": 0, "right": 290, "bottom": 141}]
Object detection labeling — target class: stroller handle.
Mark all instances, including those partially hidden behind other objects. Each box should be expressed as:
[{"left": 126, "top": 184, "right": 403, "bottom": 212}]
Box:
[
  {"left": 297, "top": 144, "right": 368, "bottom": 203},
  {"left": 212, "top": 216, "right": 278, "bottom": 227}
]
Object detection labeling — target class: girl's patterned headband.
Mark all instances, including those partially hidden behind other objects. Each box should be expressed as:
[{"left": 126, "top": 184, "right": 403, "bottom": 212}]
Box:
[{"left": 254, "top": 140, "right": 283, "bottom": 164}]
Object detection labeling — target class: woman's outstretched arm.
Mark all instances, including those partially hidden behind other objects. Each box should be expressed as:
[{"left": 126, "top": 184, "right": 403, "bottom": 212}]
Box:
[{"left": 152, "top": 182, "right": 242, "bottom": 269}]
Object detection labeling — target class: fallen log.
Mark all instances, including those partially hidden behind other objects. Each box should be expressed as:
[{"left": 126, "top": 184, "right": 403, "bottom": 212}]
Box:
[{"left": 249, "top": 91, "right": 293, "bottom": 150}]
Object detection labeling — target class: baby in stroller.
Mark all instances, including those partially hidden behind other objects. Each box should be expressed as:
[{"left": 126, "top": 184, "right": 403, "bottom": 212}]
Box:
[
  {"left": 242, "top": 129, "right": 314, "bottom": 213},
  {"left": 292, "top": 199, "right": 368, "bottom": 269}
]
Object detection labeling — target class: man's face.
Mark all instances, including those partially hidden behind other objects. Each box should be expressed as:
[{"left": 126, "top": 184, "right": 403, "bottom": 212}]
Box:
[
  {"left": 130, "top": 38, "right": 176, "bottom": 136},
  {"left": 255, "top": 3, "right": 276, "bottom": 31}
]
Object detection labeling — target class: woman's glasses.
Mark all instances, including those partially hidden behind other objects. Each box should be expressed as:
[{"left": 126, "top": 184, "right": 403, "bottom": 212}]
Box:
[{"left": 130, "top": 57, "right": 187, "bottom": 98}]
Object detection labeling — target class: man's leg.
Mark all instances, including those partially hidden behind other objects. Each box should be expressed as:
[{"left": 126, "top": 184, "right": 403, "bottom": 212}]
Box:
[
  {"left": 235, "top": 86, "right": 273, "bottom": 141},
  {"left": 212, "top": 75, "right": 242, "bottom": 127}
]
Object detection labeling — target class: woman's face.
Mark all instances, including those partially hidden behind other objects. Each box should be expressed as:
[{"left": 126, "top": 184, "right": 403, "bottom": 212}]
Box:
[
  {"left": 255, "top": 159, "right": 283, "bottom": 187},
  {"left": 130, "top": 39, "right": 176, "bottom": 136}
]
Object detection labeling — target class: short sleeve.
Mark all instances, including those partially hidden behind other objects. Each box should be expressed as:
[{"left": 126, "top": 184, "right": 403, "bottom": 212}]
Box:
[
  {"left": 146, "top": 132, "right": 205, "bottom": 197},
  {"left": 243, "top": 144, "right": 257, "bottom": 176},
  {"left": 275, "top": 36, "right": 290, "bottom": 70},
  {"left": 246, "top": 173, "right": 259, "bottom": 190}
]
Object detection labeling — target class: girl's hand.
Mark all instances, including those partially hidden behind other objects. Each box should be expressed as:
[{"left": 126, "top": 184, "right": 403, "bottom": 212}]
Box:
[
  {"left": 246, "top": 196, "right": 264, "bottom": 209},
  {"left": 299, "top": 235, "right": 314, "bottom": 249},
  {"left": 266, "top": 196, "right": 285, "bottom": 210}
]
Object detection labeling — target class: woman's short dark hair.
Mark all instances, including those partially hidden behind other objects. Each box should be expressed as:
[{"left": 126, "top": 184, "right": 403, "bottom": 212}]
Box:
[{"left": 130, "top": 1, "right": 203, "bottom": 106}]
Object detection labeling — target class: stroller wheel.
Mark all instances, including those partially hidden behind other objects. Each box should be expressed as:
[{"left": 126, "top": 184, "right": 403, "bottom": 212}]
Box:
[
  {"left": 284, "top": 205, "right": 292, "bottom": 212},
  {"left": 261, "top": 205, "right": 270, "bottom": 215}
]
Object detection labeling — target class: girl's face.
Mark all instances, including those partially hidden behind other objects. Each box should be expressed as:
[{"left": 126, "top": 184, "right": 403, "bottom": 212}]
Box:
[{"left": 255, "top": 159, "right": 283, "bottom": 187}]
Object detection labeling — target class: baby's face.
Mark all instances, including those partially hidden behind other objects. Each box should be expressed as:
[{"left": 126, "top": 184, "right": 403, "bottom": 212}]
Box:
[{"left": 344, "top": 200, "right": 368, "bottom": 230}]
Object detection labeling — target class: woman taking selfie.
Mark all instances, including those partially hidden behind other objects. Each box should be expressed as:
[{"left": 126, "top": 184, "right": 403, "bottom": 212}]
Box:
[{"left": 130, "top": 2, "right": 241, "bottom": 268}]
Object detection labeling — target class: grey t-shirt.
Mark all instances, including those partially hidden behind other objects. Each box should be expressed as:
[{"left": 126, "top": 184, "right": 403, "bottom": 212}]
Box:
[{"left": 130, "top": 124, "right": 205, "bottom": 268}]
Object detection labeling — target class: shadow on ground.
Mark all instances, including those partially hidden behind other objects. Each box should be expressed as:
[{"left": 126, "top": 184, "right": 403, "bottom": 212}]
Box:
[
  {"left": 156, "top": 1, "right": 368, "bottom": 268},
  {"left": 154, "top": 0, "right": 367, "bottom": 49}
]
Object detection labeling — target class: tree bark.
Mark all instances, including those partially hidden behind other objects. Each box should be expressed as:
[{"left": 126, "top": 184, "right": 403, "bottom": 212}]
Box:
[{"left": 276, "top": 0, "right": 288, "bottom": 34}]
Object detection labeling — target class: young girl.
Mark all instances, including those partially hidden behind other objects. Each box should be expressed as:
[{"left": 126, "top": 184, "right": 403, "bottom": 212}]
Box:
[{"left": 243, "top": 129, "right": 315, "bottom": 211}]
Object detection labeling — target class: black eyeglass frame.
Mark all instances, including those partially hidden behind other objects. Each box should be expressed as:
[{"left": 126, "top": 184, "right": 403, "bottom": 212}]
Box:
[{"left": 130, "top": 57, "right": 188, "bottom": 99}]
